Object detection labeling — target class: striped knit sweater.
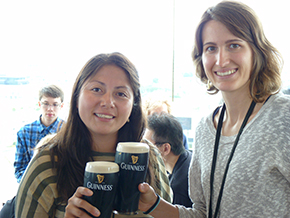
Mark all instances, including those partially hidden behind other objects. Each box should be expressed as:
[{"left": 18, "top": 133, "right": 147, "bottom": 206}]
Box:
[{"left": 15, "top": 143, "right": 171, "bottom": 218}]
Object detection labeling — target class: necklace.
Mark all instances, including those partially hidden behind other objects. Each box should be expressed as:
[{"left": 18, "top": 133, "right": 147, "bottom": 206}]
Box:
[{"left": 208, "top": 100, "right": 256, "bottom": 218}]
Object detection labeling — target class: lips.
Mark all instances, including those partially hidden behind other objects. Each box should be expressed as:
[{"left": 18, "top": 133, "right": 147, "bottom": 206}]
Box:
[
  {"left": 215, "top": 68, "right": 237, "bottom": 76},
  {"left": 94, "top": 113, "right": 115, "bottom": 119}
]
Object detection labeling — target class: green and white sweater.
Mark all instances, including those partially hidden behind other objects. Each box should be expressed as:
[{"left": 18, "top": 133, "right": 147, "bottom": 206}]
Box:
[{"left": 16, "top": 144, "right": 171, "bottom": 218}]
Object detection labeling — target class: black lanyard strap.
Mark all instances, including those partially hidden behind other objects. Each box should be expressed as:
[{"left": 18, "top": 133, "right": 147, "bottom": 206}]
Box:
[{"left": 209, "top": 100, "right": 256, "bottom": 218}]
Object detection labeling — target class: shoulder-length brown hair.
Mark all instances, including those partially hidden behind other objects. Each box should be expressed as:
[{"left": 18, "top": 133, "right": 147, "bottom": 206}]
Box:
[
  {"left": 49, "top": 52, "right": 146, "bottom": 201},
  {"left": 192, "top": 1, "right": 283, "bottom": 102}
]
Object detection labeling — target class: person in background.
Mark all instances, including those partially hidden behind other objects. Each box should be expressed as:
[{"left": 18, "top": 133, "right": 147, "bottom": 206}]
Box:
[
  {"left": 0, "top": 85, "right": 65, "bottom": 218},
  {"left": 14, "top": 84, "right": 65, "bottom": 183},
  {"left": 137, "top": 1, "right": 290, "bottom": 217},
  {"left": 15, "top": 52, "right": 171, "bottom": 218},
  {"left": 143, "top": 98, "right": 189, "bottom": 149},
  {"left": 144, "top": 112, "right": 193, "bottom": 207}
]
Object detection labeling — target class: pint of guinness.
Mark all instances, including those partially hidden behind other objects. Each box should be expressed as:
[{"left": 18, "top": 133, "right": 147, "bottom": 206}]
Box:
[
  {"left": 83, "top": 161, "right": 119, "bottom": 218},
  {"left": 114, "top": 142, "right": 149, "bottom": 215}
]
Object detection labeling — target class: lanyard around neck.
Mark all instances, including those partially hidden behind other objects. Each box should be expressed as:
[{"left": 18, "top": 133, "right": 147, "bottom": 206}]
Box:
[{"left": 209, "top": 100, "right": 256, "bottom": 218}]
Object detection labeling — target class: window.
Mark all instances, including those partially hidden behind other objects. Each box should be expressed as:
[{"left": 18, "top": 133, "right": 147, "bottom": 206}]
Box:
[{"left": 0, "top": 0, "right": 288, "bottom": 206}]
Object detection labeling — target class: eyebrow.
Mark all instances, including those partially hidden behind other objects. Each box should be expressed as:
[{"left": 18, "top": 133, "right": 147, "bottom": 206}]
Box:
[
  {"left": 42, "top": 100, "right": 61, "bottom": 103},
  {"left": 89, "top": 80, "right": 132, "bottom": 90},
  {"left": 203, "top": 39, "right": 244, "bottom": 46}
]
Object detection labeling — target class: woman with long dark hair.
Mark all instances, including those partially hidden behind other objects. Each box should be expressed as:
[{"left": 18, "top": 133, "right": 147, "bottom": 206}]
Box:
[{"left": 15, "top": 52, "right": 171, "bottom": 218}]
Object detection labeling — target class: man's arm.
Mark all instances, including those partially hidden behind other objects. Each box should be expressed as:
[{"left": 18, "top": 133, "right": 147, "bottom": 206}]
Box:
[{"left": 14, "top": 130, "right": 31, "bottom": 183}]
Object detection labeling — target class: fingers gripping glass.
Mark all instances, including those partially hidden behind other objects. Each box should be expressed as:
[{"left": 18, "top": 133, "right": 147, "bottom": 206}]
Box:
[{"left": 40, "top": 102, "right": 61, "bottom": 109}]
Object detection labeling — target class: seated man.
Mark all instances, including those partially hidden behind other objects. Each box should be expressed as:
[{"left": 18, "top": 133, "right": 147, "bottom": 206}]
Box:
[
  {"left": 14, "top": 84, "right": 65, "bottom": 183},
  {"left": 144, "top": 112, "right": 193, "bottom": 207}
]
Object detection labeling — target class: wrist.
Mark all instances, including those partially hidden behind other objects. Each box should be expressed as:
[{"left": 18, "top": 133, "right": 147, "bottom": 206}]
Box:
[{"left": 143, "top": 194, "right": 160, "bottom": 214}]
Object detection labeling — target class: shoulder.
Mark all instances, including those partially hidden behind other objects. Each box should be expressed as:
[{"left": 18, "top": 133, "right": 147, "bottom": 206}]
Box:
[
  {"left": 18, "top": 119, "right": 41, "bottom": 131},
  {"left": 176, "top": 150, "right": 192, "bottom": 169},
  {"left": 195, "top": 109, "right": 217, "bottom": 145},
  {"left": 18, "top": 145, "right": 56, "bottom": 196},
  {"left": 15, "top": 145, "right": 59, "bottom": 217},
  {"left": 17, "top": 120, "right": 39, "bottom": 137},
  {"left": 33, "top": 134, "right": 56, "bottom": 157},
  {"left": 196, "top": 106, "right": 220, "bottom": 129},
  {"left": 185, "top": 149, "right": 193, "bottom": 159},
  {"left": 56, "top": 117, "right": 65, "bottom": 124},
  {"left": 261, "top": 93, "right": 290, "bottom": 121},
  {"left": 29, "top": 146, "right": 53, "bottom": 169},
  {"left": 270, "top": 93, "right": 290, "bottom": 107}
]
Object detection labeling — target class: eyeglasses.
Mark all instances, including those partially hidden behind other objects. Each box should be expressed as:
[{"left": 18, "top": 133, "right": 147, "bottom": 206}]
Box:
[
  {"left": 154, "top": 142, "right": 167, "bottom": 147},
  {"left": 40, "top": 102, "right": 61, "bottom": 109}
]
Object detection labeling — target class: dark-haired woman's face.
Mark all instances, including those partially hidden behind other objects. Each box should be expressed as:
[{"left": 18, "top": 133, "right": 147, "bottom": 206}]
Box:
[
  {"left": 202, "top": 20, "right": 252, "bottom": 95},
  {"left": 77, "top": 65, "right": 134, "bottom": 139}
]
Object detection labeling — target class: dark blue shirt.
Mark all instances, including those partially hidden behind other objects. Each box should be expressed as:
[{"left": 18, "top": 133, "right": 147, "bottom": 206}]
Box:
[{"left": 168, "top": 149, "right": 193, "bottom": 207}]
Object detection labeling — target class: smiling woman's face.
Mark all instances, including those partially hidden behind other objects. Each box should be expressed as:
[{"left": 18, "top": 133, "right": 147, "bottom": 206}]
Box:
[
  {"left": 202, "top": 20, "right": 253, "bottom": 95},
  {"left": 77, "top": 64, "right": 134, "bottom": 138}
]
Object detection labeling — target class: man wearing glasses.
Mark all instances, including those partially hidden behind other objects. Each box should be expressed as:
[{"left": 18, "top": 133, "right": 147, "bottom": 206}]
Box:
[
  {"left": 14, "top": 85, "right": 65, "bottom": 183},
  {"left": 144, "top": 112, "right": 193, "bottom": 207}
]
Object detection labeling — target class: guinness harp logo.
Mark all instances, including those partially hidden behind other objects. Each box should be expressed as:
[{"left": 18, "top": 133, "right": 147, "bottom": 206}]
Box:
[
  {"left": 97, "top": 175, "right": 104, "bottom": 183},
  {"left": 131, "top": 155, "right": 138, "bottom": 164}
]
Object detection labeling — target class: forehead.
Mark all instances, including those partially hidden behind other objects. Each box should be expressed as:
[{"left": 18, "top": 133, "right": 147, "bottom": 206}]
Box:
[
  {"left": 202, "top": 20, "right": 237, "bottom": 43},
  {"left": 40, "top": 96, "right": 62, "bottom": 103},
  {"left": 87, "top": 65, "right": 131, "bottom": 85}
]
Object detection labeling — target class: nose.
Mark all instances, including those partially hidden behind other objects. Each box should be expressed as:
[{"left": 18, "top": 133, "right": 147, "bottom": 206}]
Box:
[
  {"left": 100, "top": 92, "right": 115, "bottom": 108},
  {"left": 216, "top": 48, "right": 230, "bottom": 67},
  {"left": 47, "top": 105, "right": 54, "bottom": 110}
]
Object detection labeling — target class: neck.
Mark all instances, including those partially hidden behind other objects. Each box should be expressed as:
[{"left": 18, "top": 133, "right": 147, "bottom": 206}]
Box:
[
  {"left": 41, "top": 116, "right": 55, "bottom": 127},
  {"left": 91, "top": 133, "right": 118, "bottom": 153},
  {"left": 222, "top": 93, "right": 253, "bottom": 125},
  {"left": 218, "top": 92, "right": 268, "bottom": 136},
  {"left": 164, "top": 153, "right": 180, "bottom": 174},
  {"left": 218, "top": 91, "right": 253, "bottom": 136}
]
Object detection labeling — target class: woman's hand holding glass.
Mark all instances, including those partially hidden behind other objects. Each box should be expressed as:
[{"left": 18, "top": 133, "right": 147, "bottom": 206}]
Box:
[
  {"left": 64, "top": 187, "right": 100, "bottom": 218},
  {"left": 138, "top": 183, "right": 159, "bottom": 212}
]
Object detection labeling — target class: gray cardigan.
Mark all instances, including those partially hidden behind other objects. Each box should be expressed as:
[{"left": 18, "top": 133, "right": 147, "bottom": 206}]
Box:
[{"left": 178, "top": 92, "right": 290, "bottom": 217}]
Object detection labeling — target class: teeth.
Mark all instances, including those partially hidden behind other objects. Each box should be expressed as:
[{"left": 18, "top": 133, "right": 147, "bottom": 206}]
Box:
[
  {"left": 95, "top": 114, "right": 114, "bottom": 119},
  {"left": 216, "top": 69, "right": 236, "bottom": 76}
]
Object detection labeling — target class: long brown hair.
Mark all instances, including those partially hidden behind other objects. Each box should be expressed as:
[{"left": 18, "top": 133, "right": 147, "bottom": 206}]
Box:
[
  {"left": 192, "top": 1, "right": 283, "bottom": 102},
  {"left": 48, "top": 52, "right": 146, "bottom": 201}
]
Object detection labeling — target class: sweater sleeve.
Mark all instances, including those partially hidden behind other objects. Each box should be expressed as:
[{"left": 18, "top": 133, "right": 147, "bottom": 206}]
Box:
[{"left": 15, "top": 148, "right": 65, "bottom": 218}]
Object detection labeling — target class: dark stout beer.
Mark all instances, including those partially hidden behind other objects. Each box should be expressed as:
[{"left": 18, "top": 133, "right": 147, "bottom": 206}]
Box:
[
  {"left": 114, "top": 142, "right": 149, "bottom": 215},
  {"left": 83, "top": 161, "right": 119, "bottom": 218}
]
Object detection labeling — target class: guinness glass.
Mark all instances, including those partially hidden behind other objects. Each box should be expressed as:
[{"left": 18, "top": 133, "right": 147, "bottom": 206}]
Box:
[
  {"left": 83, "top": 161, "right": 119, "bottom": 218},
  {"left": 114, "top": 142, "right": 149, "bottom": 215}
]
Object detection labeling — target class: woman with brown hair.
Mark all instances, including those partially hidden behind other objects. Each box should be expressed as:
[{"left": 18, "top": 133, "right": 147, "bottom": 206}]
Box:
[
  {"left": 15, "top": 52, "right": 171, "bottom": 218},
  {"left": 138, "top": 1, "right": 290, "bottom": 217}
]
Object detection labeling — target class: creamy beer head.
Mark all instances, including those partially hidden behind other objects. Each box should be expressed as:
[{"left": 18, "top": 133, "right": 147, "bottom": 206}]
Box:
[
  {"left": 85, "top": 161, "right": 119, "bottom": 174},
  {"left": 116, "top": 142, "right": 149, "bottom": 153}
]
